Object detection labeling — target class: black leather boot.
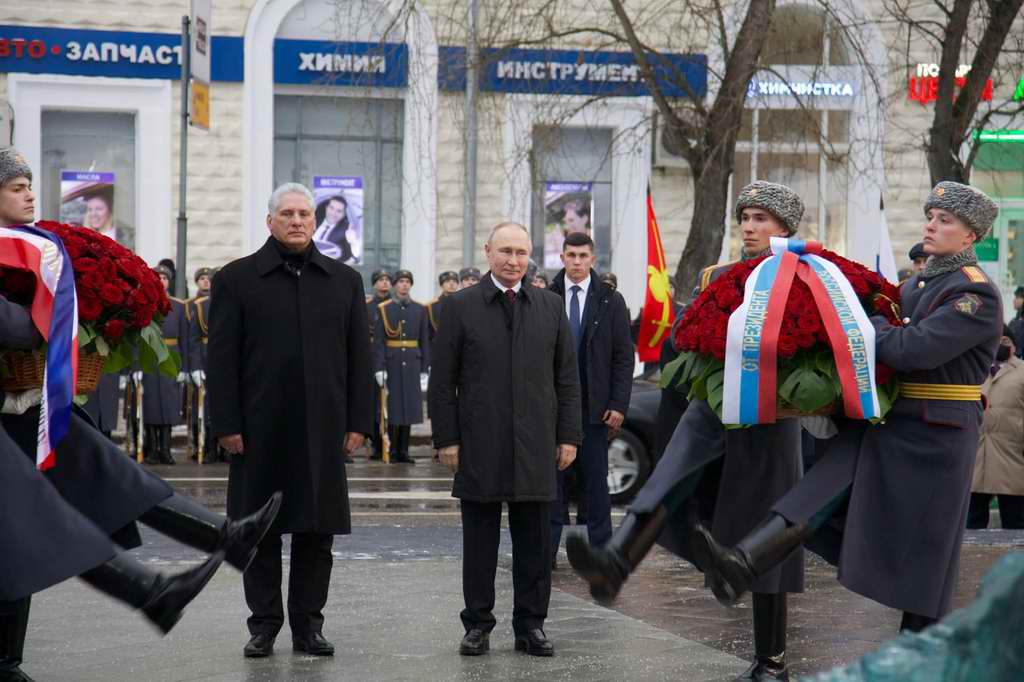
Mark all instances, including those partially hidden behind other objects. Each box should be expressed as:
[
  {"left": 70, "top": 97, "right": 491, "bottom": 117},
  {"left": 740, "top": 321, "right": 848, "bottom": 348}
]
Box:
[
  {"left": 159, "top": 425, "right": 175, "bottom": 465},
  {"left": 143, "top": 425, "right": 160, "bottom": 465},
  {"left": 0, "top": 598, "right": 32, "bottom": 682},
  {"left": 899, "top": 611, "right": 937, "bottom": 633},
  {"left": 79, "top": 552, "right": 224, "bottom": 634},
  {"left": 691, "top": 514, "right": 809, "bottom": 607},
  {"left": 736, "top": 593, "right": 789, "bottom": 681},
  {"left": 566, "top": 506, "right": 668, "bottom": 604},
  {"left": 140, "top": 492, "right": 283, "bottom": 572}
]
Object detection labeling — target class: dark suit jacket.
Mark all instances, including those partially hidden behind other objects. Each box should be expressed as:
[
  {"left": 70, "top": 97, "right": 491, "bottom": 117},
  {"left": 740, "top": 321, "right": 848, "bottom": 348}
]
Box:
[
  {"left": 550, "top": 270, "right": 635, "bottom": 424},
  {"left": 429, "top": 273, "right": 581, "bottom": 502}
]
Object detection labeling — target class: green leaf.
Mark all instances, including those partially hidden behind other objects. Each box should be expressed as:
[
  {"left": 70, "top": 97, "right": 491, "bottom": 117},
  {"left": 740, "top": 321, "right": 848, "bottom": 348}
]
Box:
[
  {"left": 141, "top": 322, "right": 170, "bottom": 364},
  {"left": 659, "top": 353, "right": 687, "bottom": 390},
  {"left": 102, "top": 343, "right": 132, "bottom": 373},
  {"left": 158, "top": 349, "right": 181, "bottom": 379},
  {"left": 77, "top": 324, "right": 95, "bottom": 346},
  {"left": 93, "top": 335, "right": 110, "bottom": 357},
  {"left": 792, "top": 371, "right": 836, "bottom": 412}
]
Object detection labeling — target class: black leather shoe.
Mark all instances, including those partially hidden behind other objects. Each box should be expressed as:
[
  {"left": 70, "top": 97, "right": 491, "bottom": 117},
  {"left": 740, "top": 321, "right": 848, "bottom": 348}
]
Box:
[
  {"left": 344, "top": 455, "right": 355, "bottom": 464},
  {"left": 243, "top": 633, "right": 275, "bottom": 658},
  {"left": 292, "top": 632, "right": 335, "bottom": 656},
  {"left": 220, "top": 492, "right": 283, "bottom": 572},
  {"left": 0, "top": 667, "right": 35, "bottom": 681},
  {"left": 736, "top": 656, "right": 788, "bottom": 681},
  {"left": 514, "top": 629, "right": 554, "bottom": 657},
  {"left": 142, "top": 551, "right": 226, "bottom": 633},
  {"left": 459, "top": 628, "right": 489, "bottom": 656}
]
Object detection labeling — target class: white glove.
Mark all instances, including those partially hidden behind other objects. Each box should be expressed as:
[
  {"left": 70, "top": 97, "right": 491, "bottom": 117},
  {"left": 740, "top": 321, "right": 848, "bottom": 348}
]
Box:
[
  {"left": 375, "top": 371, "right": 386, "bottom": 387},
  {"left": 2, "top": 388, "right": 42, "bottom": 415},
  {"left": 191, "top": 370, "right": 206, "bottom": 385},
  {"left": 176, "top": 371, "right": 188, "bottom": 384},
  {"left": 118, "top": 375, "right": 128, "bottom": 390},
  {"left": 132, "top": 371, "right": 143, "bottom": 383},
  {"left": 420, "top": 372, "right": 429, "bottom": 392}
]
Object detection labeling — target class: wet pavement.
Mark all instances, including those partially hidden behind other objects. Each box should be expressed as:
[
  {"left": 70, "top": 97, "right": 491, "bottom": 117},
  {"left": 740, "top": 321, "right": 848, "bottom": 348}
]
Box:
[{"left": 21, "top": 441, "right": 1024, "bottom": 681}]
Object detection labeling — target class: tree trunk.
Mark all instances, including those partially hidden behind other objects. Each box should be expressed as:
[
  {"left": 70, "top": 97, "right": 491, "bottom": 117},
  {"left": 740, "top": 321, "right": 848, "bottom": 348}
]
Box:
[{"left": 675, "top": 162, "right": 732, "bottom": 298}]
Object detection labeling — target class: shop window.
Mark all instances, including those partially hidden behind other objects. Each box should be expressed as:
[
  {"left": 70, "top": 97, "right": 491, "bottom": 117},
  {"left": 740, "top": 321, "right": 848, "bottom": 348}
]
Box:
[
  {"left": 40, "top": 110, "right": 136, "bottom": 250},
  {"left": 531, "top": 126, "right": 613, "bottom": 274},
  {"left": 273, "top": 95, "right": 404, "bottom": 278}
]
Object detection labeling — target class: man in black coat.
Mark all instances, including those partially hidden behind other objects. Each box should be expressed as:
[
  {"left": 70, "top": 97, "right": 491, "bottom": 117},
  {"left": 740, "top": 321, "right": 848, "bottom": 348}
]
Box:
[
  {"left": 208, "top": 182, "right": 374, "bottom": 659},
  {"left": 430, "top": 222, "right": 581, "bottom": 658},
  {"left": 548, "top": 232, "right": 634, "bottom": 558}
]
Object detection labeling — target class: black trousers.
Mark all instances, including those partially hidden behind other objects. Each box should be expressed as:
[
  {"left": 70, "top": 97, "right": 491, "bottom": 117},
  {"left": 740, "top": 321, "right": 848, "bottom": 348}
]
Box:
[
  {"left": 967, "top": 492, "right": 1024, "bottom": 529},
  {"left": 460, "top": 500, "right": 550, "bottom": 636},
  {"left": 243, "top": 532, "right": 334, "bottom": 637},
  {"left": 551, "top": 423, "right": 612, "bottom": 554}
]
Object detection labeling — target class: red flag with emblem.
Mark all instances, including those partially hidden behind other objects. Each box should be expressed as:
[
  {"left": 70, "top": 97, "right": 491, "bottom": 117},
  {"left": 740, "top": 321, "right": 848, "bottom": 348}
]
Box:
[{"left": 636, "top": 188, "right": 675, "bottom": 362}]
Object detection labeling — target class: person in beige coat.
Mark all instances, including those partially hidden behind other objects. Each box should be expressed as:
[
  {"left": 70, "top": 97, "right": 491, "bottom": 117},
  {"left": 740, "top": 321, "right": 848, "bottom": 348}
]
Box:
[{"left": 968, "top": 325, "right": 1024, "bottom": 529}]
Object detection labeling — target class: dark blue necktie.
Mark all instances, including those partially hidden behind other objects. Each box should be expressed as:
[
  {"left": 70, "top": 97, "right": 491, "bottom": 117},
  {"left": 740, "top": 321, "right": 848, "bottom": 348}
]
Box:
[{"left": 569, "top": 285, "right": 582, "bottom": 346}]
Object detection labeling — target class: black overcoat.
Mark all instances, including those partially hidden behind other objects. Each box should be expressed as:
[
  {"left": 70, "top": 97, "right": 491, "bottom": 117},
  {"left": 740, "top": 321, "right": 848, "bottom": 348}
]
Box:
[
  {"left": 373, "top": 296, "right": 430, "bottom": 425},
  {"left": 207, "top": 238, "right": 374, "bottom": 534},
  {"left": 429, "top": 274, "right": 582, "bottom": 502},
  {"left": 142, "top": 297, "right": 188, "bottom": 425}
]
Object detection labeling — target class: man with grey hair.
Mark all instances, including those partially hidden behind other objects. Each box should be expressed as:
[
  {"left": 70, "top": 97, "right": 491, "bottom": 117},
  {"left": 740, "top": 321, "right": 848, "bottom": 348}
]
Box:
[{"left": 208, "top": 182, "right": 375, "bottom": 658}]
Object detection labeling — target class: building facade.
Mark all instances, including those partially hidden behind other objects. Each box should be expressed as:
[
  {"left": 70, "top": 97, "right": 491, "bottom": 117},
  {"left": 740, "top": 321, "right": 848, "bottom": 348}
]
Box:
[{"left": 1, "top": 0, "right": 1022, "bottom": 313}]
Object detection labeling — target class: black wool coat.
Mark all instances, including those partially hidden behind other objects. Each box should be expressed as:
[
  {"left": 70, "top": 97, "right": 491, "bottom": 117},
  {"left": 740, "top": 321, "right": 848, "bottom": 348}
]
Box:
[
  {"left": 429, "top": 274, "right": 582, "bottom": 502},
  {"left": 208, "top": 238, "right": 375, "bottom": 534}
]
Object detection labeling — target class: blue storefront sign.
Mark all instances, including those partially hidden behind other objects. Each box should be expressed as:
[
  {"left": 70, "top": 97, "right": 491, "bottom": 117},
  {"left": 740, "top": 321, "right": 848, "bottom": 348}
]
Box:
[
  {"left": 1, "top": 25, "right": 704, "bottom": 97},
  {"left": 438, "top": 46, "right": 706, "bottom": 97}
]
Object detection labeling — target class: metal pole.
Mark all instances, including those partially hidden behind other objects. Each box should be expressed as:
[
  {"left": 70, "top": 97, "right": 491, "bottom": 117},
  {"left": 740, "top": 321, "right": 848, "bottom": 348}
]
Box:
[
  {"left": 175, "top": 15, "right": 191, "bottom": 299},
  {"left": 461, "top": 0, "right": 479, "bottom": 266}
]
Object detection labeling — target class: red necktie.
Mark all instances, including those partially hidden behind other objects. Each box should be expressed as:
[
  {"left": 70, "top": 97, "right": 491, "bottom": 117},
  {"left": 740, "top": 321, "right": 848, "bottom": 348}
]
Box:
[{"left": 505, "top": 289, "right": 517, "bottom": 303}]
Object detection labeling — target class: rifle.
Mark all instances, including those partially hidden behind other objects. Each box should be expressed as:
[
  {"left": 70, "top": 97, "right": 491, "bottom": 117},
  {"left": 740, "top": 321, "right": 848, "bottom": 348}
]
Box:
[
  {"left": 380, "top": 383, "right": 390, "bottom": 464},
  {"left": 134, "top": 375, "right": 144, "bottom": 463},
  {"left": 197, "top": 384, "right": 206, "bottom": 465},
  {"left": 123, "top": 377, "right": 138, "bottom": 458},
  {"left": 184, "top": 382, "right": 194, "bottom": 457}
]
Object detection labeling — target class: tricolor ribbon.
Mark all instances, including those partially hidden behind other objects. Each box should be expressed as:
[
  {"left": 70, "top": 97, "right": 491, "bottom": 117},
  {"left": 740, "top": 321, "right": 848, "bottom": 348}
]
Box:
[
  {"left": 0, "top": 226, "right": 79, "bottom": 469},
  {"left": 722, "top": 237, "right": 879, "bottom": 425}
]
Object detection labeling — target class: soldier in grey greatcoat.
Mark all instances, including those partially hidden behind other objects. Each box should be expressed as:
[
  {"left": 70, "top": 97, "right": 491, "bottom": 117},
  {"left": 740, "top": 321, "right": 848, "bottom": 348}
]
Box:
[
  {"left": 374, "top": 269, "right": 430, "bottom": 464},
  {"left": 138, "top": 265, "right": 189, "bottom": 465},
  {"left": 696, "top": 181, "right": 1002, "bottom": 637},
  {"left": 366, "top": 269, "right": 392, "bottom": 461},
  {"left": 568, "top": 181, "right": 806, "bottom": 681}
]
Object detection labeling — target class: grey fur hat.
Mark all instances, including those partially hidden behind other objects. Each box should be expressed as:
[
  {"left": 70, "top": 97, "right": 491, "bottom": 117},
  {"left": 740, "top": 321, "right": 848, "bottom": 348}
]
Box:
[
  {"left": 735, "top": 181, "right": 804, "bottom": 235},
  {"left": 0, "top": 147, "right": 32, "bottom": 187},
  {"left": 923, "top": 181, "right": 998, "bottom": 240}
]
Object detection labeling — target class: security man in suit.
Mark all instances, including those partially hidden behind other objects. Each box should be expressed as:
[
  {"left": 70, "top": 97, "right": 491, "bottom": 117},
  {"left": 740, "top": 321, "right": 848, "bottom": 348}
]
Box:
[
  {"left": 427, "top": 271, "right": 459, "bottom": 341},
  {"left": 459, "top": 266, "right": 481, "bottom": 289},
  {"left": 568, "top": 181, "right": 806, "bottom": 681},
  {"left": 695, "top": 182, "right": 1002, "bottom": 637},
  {"left": 374, "top": 269, "right": 430, "bottom": 464},
  {"left": 367, "top": 269, "right": 392, "bottom": 460}
]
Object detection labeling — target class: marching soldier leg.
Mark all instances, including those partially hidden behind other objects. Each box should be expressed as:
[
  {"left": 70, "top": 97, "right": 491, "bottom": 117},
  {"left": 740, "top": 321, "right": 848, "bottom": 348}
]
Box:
[
  {"left": 568, "top": 399, "right": 726, "bottom": 603},
  {"left": 899, "top": 611, "right": 937, "bottom": 633},
  {"left": 78, "top": 551, "right": 224, "bottom": 634},
  {"left": 139, "top": 492, "right": 282, "bottom": 573},
  {"left": 0, "top": 598, "right": 30, "bottom": 681},
  {"left": 738, "top": 593, "right": 789, "bottom": 682}
]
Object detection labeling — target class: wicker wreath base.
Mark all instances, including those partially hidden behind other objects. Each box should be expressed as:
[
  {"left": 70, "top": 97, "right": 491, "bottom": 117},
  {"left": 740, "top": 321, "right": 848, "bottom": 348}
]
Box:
[
  {"left": 2, "top": 351, "right": 105, "bottom": 395},
  {"left": 776, "top": 402, "right": 837, "bottom": 418}
]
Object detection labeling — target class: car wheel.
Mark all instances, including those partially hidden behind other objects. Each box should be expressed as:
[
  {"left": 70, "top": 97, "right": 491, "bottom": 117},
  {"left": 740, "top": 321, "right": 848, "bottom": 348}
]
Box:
[{"left": 607, "top": 429, "right": 651, "bottom": 504}]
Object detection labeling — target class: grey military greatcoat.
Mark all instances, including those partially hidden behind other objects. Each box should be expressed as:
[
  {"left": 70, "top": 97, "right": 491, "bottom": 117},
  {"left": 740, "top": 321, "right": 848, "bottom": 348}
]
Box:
[
  {"left": 374, "top": 295, "right": 430, "bottom": 425},
  {"left": 142, "top": 296, "right": 188, "bottom": 425}
]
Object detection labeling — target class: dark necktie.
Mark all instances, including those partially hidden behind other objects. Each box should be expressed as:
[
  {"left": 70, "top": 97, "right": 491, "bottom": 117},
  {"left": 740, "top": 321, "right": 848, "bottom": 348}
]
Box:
[
  {"left": 569, "top": 285, "right": 582, "bottom": 346},
  {"left": 505, "top": 288, "right": 517, "bottom": 303}
]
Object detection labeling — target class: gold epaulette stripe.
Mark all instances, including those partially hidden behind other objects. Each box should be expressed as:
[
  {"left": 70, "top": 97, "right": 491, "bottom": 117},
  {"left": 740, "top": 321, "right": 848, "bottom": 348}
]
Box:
[
  {"left": 699, "top": 261, "right": 737, "bottom": 293},
  {"left": 900, "top": 382, "right": 982, "bottom": 401},
  {"left": 962, "top": 266, "right": 987, "bottom": 284},
  {"left": 427, "top": 300, "right": 440, "bottom": 330},
  {"left": 378, "top": 300, "right": 402, "bottom": 338},
  {"left": 195, "top": 298, "right": 209, "bottom": 336}
]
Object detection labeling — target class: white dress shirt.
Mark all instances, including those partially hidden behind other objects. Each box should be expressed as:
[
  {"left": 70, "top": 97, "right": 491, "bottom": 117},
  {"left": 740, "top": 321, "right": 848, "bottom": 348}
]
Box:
[
  {"left": 564, "top": 274, "right": 590, "bottom": 321},
  {"left": 490, "top": 273, "right": 522, "bottom": 295}
]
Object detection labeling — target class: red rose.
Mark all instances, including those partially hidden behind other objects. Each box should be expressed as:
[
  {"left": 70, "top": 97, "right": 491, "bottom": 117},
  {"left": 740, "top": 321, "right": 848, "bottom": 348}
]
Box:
[
  {"left": 103, "top": 319, "right": 126, "bottom": 340},
  {"left": 777, "top": 335, "right": 798, "bottom": 357},
  {"left": 75, "top": 257, "right": 99, "bottom": 273},
  {"left": 80, "top": 297, "right": 102, "bottom": 322},
  {"left": 100, "top": 283, "right": 124, "bottom": 305}
]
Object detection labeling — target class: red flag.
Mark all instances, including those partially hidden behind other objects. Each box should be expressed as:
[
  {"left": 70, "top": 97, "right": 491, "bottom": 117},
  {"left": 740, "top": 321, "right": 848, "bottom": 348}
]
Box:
[{"left": 636, "top": 188, "right": 675, "bottom": 362}]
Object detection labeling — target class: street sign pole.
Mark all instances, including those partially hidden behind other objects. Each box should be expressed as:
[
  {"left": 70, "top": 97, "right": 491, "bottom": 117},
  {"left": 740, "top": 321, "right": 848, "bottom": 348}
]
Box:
[{"left": 175, "top": 14, "right": 191, "bottom": 299}]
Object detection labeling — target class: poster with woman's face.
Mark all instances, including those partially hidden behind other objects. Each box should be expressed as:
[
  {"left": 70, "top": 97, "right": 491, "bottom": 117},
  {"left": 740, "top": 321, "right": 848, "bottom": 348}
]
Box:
[
  {"left": 59, "top": 171, "right": 129, "bottom": 248},
  {"left": 312, "top": 176, "right": 364, "bottom": 265},
  {"left": 543, "top": 181, "right": 594, "bottom": 269}
]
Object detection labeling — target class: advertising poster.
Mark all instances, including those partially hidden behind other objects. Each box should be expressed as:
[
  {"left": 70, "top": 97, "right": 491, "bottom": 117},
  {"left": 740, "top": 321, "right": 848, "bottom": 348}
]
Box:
[
  {"left": 59, "top": 171, "right": 133, "bottom": 250},
  {"left": 312, "top": 176, "right": 364, "bottom": 265},
  {"left": 543, "top": 181, "right": 593, "bottom": 269}
]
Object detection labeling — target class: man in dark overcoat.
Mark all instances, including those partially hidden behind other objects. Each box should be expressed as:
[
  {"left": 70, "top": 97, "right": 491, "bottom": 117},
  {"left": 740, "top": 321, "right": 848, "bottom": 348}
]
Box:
[
  {"left": 208, "top": 182, "right": 374, "bottom": 658},
  {"left": 430, "top": 222, "right": 581, "bottom": 657},
  {"left": 548, "top": 232, "right": 634, "bottom": 557},
  {"left": 373, "top": 269, "right": 429, "bottom": 464},
  {"left": 366, "top": 269, "right": 392, "bottom": 460},
  {"left": 696, "top": 181, "right": 1003, "bottom": 636},
  {"left": 138, "top": 264, "right": 189, "bottom": 465},
  {"left": 567, "top": 181, "right": 806, "bottom": 681}
]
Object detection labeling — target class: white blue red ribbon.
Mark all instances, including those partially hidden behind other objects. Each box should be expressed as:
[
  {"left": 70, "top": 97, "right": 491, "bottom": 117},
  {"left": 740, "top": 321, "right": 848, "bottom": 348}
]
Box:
[
  {"left": 0, "top": 226, "right": 79, "bottom": 469},
  {"left": 722, "top": 237, "right": 878, "bottom": 425}
]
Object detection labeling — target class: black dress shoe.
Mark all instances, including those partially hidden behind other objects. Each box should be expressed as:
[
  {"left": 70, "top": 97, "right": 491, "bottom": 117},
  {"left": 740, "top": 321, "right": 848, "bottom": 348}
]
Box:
[
  {"left": 514, "top": 628, "right": 554, "bottom": 657},
  {"left": 220, "top": 492, "right": 283, "bottom": 572},
  {"left": 243, "top": 633, "right": 275, "bottom": 658},
  {"left": 292, "top": 632, "right": 335, "bottom": 656},
  {"left": 459, "top": 628, "right": 489, "bottom": 656},
  {"left": 736, "top": 656, "right": 788, "bottom": 681}
]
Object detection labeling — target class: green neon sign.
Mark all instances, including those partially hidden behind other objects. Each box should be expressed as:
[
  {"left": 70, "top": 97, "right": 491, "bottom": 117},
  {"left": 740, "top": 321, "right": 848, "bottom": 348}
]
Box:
[{"left": 972, "top": 130, "right": 1024, "bottom": 143}]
